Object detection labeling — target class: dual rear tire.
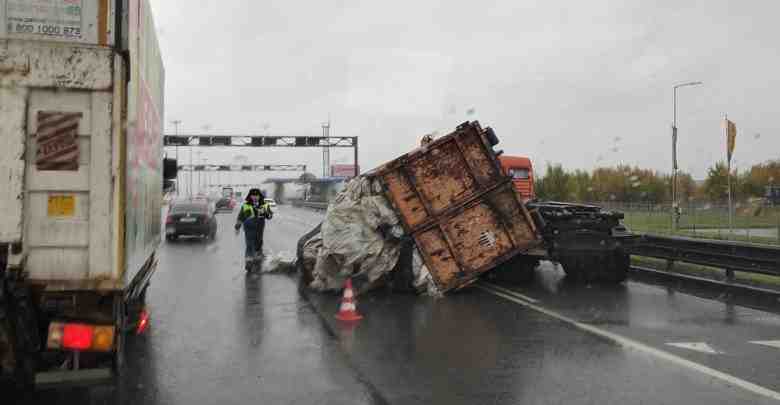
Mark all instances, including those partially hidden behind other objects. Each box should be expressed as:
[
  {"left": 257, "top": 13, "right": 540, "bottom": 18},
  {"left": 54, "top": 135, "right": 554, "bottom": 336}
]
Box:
[
  {"left": 486, "top": 256, "right": 539, "bottom": 284},
  {"left": 559, "top": 249, "right": 629, "bottom": 283}
]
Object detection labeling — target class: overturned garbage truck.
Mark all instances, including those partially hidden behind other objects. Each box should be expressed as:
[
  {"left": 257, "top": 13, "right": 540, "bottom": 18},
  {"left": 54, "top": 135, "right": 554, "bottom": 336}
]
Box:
[{"left": 297, "top": 121, "right": 633, "bottom": 295}]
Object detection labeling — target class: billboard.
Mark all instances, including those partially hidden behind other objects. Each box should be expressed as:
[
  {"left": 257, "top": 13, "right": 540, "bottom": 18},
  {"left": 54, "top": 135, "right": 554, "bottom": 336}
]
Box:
[{"left": 331, "top": 164, "right": 360, "bottom": 178}]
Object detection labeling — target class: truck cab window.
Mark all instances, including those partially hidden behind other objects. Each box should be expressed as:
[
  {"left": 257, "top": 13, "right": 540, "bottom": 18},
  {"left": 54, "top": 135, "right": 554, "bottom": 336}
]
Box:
[{"left": 509, "top": 168, "right": 530, "bottom": 180}]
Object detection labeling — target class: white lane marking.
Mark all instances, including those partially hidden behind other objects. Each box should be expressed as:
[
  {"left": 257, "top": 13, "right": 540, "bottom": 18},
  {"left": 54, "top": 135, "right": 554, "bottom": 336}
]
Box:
[
  {"left": 481, "top": 282, "right": 540, "bottom": 303},
  {"left": 750, "top": 340, "right": 780, "bottom": 349},
  {"left": 476, "top": 284, "right": 780, "bottom": 402},
  {"left": 666, "top": 342, "right": 724, "bottom": 354}
]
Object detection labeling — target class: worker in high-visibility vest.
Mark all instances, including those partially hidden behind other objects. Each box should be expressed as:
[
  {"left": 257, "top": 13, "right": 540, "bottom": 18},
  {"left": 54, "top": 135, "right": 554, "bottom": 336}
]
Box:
[{"left": 235, "top": 188, "right": 273, "bottom": 270}]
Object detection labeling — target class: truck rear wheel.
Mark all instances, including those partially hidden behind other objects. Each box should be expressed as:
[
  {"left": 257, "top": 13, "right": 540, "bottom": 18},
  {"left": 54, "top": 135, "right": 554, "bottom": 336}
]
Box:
[
  {"left": 486, "top": 256, "right": 538, "bottom": 284},
  {"left": 13, "top": 352, "right": 36, "bottom": 391},
  {"left": 559, "top": 250, "right": 628, "bottom": 283},
  {"left": 559, "top": 254, "right": 590, "bottom": 282},
  {"left": 603, "top": 249, "right": 629, "bottom": 283},
  {"left": 0, "top": 309, "right": 16, "bottom": 384},
  {"left": 115, "top": 282, "right": 151, "bottom": 377},
  {"left": 3, "top": 283, "right": 39, "bottom": 390}
]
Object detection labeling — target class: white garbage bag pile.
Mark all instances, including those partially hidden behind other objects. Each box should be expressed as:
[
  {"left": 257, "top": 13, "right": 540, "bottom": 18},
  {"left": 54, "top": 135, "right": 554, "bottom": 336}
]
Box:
[
  {"left": 301, "top": 176, "right": 440, "bottom": 296},
  {"left": 259, "top": 251, "right": 297, "bottom": 274}
]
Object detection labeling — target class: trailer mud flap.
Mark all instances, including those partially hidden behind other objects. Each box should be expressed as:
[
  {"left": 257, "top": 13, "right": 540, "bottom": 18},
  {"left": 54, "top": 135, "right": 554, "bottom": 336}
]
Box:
[
  {"left": 126, "top": 254, "right": 157, "bottom": 303},
  {"left": 7, "top": 282, "right": 40, "bottom": 357},
  {"left": 0, "top": 268, "right": 40, "bottom": 387},
  {"left": 0, "top": 283, "right": 13, "bottom": 378},
  {"left": 0, "top": 244, "right": 10, "bottom": 377}
]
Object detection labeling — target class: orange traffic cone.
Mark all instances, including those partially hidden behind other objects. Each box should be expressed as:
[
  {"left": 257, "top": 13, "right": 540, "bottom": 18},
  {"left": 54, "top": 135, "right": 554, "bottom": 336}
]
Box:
[{"left": 335, "top": 279, "right": 363, "bottom": 322}]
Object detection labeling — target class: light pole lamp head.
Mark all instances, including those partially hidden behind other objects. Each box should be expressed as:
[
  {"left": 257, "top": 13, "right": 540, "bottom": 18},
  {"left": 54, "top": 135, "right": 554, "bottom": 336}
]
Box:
[{"left": 674, "top": 81, "right": 703, "bottom": 89}]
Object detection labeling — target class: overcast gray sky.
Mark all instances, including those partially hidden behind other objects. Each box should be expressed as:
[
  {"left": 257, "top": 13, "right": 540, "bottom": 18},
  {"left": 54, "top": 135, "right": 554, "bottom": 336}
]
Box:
[{"left": 153, "top": 0, "right": 779, "bottom": 189}]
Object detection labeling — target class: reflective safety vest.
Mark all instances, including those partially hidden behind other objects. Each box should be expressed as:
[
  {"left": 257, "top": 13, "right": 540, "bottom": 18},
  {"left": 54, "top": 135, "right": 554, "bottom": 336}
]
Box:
[{"left": 242, "top": 202, "right": 270, "bottom": 218}]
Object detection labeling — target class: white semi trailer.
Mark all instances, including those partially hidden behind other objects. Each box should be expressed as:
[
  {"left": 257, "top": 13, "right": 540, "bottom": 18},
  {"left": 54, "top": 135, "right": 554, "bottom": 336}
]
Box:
[{"left": 0, "top": 0, "right": 164, "bottom": 388}]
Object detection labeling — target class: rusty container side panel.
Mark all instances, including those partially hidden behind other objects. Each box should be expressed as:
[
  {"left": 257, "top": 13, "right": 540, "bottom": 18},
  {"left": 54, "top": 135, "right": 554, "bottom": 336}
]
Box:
[
  {"left": 486, "top": 183, "right": 539, "bottom": 247},
  {"left": 442, "top": 203, "right": 515, "bottom": 271},
  {"left": 382, "top": 169, "right": 429, "bottom": 229},
  {"left": 377, "top": 122, "right": 505, "bottom": 233},
  {"left": 407, "top": 139, "right": 477, "bottom": 214},
  {"left": 415, "top": 184, "right": 540, "bottom": 292},
  {"left": 375, "top": 121, "right": 541, "bottom": 293},
  {"left": 456, "top": 128, "right": 501, "bottom": 188},
  {"left": 415, "top": 227, "right": 463, "bottom": 290}
]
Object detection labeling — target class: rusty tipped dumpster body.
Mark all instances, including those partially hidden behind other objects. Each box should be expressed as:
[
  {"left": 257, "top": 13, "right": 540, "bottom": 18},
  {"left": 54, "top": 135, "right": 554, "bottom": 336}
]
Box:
[{"left": 367, "top": 121, "right": 542, "bottom": 293}]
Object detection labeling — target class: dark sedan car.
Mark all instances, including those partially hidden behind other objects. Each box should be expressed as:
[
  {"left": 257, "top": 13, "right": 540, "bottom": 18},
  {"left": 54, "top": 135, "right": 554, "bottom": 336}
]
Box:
[
  {"left": 215, "top": 197, "right": 236, "bottom": 212},
  {"left": 165, "top": 199, "right": 217, "bottom": 242}
]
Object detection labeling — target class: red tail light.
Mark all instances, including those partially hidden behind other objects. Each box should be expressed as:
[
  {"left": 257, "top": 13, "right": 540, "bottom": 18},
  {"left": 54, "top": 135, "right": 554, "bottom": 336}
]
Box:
[
  {"left": 48, "top": 322, "right": 115, "bottom": 352},
  {"left": 63, "top": 324, "right": 94, "bottom": 350},
  {"left": 136, "top": 309, "right": 150, "bottom": 335}
]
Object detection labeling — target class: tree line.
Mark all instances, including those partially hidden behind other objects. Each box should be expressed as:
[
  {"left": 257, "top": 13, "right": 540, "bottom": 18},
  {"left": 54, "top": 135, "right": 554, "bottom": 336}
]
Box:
[{"left": 533, "top": 160, "right": 780, "bottom": 204}]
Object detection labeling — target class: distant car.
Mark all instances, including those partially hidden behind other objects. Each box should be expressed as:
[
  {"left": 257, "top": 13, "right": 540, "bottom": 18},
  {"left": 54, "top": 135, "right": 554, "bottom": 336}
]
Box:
[
  {"left": 264, "top": 198, "right": 277, "bottom": 207},
  {"left": 215, "top": 197, "right": 235, "bottom": 212},
  {"left": 165, "top": 200, "right": 217, "bottom": 241}
]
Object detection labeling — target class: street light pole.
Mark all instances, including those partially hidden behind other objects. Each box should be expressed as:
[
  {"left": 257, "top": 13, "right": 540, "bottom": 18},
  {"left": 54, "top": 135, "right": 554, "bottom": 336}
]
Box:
[
  {"left": 202, "top": 157, "right": 209, "bottom": 193},
  {"left": 171, "top": 120, "right": 182, "bottom": 196},
  {"left": 671, "top": 81, "right": 703, "bottom": 231},
  {"left": 189, "top": 143, "right": 193, "bottom": 197},
  {"left": 322, "top": 121, "right": 330, "bottom": 177},
  {"left": 196, "top": 151, "right": 203, "bottom": 196}
]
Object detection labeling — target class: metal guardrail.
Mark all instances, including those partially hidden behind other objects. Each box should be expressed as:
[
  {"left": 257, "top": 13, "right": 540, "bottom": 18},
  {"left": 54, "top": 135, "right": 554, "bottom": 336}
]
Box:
[
  {"left": 627, "top": 234, "right": 780, "bottom": 279},
  {"left": 629, "top": 265, "right": 780, "bottom": 311}
]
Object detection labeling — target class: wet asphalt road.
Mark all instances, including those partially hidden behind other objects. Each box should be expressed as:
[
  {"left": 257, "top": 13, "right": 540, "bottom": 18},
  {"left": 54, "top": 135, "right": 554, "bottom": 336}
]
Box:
[
  {"left": 11, "top": 206, "right": 780, "bottom": 404},
  {"left": 12, "top": 207, "right": 378, "bottom": 405}
]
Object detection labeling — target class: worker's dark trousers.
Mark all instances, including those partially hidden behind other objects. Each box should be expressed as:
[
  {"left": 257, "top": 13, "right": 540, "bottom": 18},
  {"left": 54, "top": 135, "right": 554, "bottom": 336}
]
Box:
[{"left": 244, "top": 219, "right": 266, "bottom": 264}]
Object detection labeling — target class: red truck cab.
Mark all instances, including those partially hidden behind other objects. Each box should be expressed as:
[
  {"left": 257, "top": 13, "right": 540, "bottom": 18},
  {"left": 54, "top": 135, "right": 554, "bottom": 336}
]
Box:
[{"left": 498, "top": 156, "right": 535, "bottom": 201}]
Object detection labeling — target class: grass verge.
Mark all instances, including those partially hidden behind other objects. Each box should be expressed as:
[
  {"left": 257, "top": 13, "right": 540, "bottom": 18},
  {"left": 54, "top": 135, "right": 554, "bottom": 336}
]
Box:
[{"left": 622, "top": 211, "right": 780, "bottom": 245}]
